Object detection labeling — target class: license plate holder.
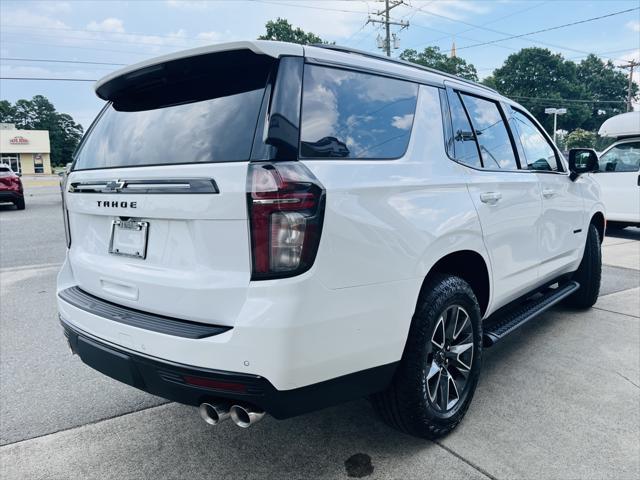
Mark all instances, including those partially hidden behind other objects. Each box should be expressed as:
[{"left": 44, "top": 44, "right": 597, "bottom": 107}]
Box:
[{"left": 109, "top": 219, "right": 149, "bottom": 259}]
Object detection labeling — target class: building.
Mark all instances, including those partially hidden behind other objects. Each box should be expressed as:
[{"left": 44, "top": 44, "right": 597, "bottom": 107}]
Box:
[{"left": 0, "top": 123, "right": 52, "bottom": 174}]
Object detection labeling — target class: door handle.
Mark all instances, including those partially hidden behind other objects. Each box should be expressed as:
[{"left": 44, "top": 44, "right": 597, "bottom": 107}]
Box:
[
  {"left": 480, "top": 192, "right": 502, "bottom": 205},
  {"left": 542, "top": 188, "right": 556, "bottom": 198}
]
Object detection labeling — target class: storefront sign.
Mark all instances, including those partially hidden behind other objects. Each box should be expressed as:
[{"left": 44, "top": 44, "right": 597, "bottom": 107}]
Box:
[{"left": 9, "top": 136, "right": 29, "bottom": 145}]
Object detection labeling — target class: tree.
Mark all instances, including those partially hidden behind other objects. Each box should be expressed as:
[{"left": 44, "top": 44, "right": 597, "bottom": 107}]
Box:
[
  {"left": 400, "top": 46, "right": 478, "bottom": 81},
  {"left": 564, "top": 128, "right": 597, "bottom": 149},
  {"left": 485, "top": 48, "right": 637, "bottom": 135},
  {"left": 485, "top": 48, "right": 591, "bottom": 134},
  {"left": 576, "top": 54, "right": 633, "bottom": 131},
  {"left": 259, "top": 18, "right": 326, "bottom": 45},
  {"left": 0, "top": 96, "right": 84, "bottom": 166}
]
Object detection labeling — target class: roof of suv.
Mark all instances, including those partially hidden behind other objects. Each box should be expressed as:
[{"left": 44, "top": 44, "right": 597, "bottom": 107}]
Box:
[{"left": 95, "top": 40, "right": 502, "bottom": 103}]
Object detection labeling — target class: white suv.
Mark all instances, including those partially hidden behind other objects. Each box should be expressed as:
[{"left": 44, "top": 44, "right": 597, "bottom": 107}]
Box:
[{"left": 58, "top": 41, "right": 605, "bottom": 438}]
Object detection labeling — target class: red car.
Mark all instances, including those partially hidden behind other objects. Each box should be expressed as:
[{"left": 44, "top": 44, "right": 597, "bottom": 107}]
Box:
[{"left": 0, "top": 164, "right": 25, "bottom": 210}]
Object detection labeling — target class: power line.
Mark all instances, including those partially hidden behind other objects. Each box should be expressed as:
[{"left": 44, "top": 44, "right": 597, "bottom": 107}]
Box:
[
  {"left": 0, "top": 57, "right": 126, "bottom": 66},
  {"left": 0, "top": 39, "right": 158, "bottom": 57},
  {"left": 508, "top": 95, "right": 627, "bottom": 104},
  {"left": 0, "top": 77, "right": 97, "bottom": 82},
  {"left": 455, "top": 7, "right": 640, "bottom": 52},
  {"left": 405, "top": 3, "right": 636, "bottom": 61},
  {"left": 250, "top": 0, "right": 366, "bottom": 14},
  {"left": 474, "top": 47, "right": 640, "bottom": 73}
]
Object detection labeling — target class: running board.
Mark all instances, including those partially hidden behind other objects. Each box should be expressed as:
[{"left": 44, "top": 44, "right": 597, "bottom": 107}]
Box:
[{"left": 483, "top": 281, "right": 580, "bottom": 347}]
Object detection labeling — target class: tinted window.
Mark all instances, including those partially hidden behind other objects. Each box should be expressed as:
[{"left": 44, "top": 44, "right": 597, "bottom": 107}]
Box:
[
  {"left": 448, "top": 92, "right": 482, "bottom": 168},
  {"left": 511, "top": 110, "right": 558, "bottom": 172},
  {"left": 599, "top": 142, "right": 640, "bottom": 172},
  {"left": 460, "top": 94, "right": 518, "bottom": 170},
  {"left": 300, "top": 65, "right": 418, "bottom": 159},
  {"left": 74, "top": 88, "right": 265, "bottom": 170}
]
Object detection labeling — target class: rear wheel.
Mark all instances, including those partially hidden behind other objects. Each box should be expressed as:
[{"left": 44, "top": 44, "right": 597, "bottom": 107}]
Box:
[
  {"left": 14, "top": 197, "right": 25, "bottom": 210},
  {"left": 371, "top": 275, "right": 482, "bottom": 439},
  {"left": 565, "top": 224, "right": 601, "bottom": 309}
]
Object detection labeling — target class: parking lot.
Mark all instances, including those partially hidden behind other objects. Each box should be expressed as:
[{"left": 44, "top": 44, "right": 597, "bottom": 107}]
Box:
[{"left": 1, "top": 182, "right": 638, "bottom": 480}]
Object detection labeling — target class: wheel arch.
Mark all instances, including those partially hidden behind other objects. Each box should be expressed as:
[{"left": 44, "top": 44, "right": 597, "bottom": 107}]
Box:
[
  {"left": 590, "top": 211, "right": 605, "bottom": 244},
  {"left": 418, "top": 250, "right": 490, "bottom": 317}
]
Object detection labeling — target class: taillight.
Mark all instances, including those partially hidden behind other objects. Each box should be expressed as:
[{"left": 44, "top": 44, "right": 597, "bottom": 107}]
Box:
[
  {"left": 247, "top": 162, "right": 325, "bottom": 280},
  {"left": 61, "top": 174, "right": 71, "bottom": 248}
]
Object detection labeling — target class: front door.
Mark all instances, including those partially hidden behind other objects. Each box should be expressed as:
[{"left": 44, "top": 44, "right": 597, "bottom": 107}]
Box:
[{"left": 509, "top": 108, "right": 585, "bottom": 281}]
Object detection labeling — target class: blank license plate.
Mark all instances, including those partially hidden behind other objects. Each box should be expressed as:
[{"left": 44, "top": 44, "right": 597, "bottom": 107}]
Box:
[{"left": 109, "top": 219, "right": 149, "bottom": 259}]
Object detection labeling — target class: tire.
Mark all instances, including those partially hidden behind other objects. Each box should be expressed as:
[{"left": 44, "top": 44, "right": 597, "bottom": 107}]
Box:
[
  {"left": 371, "top": 274, "right": 483, "bottom": 439},
  {"left": 14, "top": 197, "right": 25, "bottom": 210},
  {"left": 565, "top": 224, "right": 601, "bottom": 309}
]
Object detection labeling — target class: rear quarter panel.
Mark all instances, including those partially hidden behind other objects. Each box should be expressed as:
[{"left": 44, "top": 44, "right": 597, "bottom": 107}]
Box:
[{"left": 302, "top": 84, "right": 490, "bottom": 307}]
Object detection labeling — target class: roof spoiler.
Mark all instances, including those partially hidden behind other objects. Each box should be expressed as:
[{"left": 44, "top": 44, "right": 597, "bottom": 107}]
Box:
[{"left": 94, "top": 40, "right": 303, "bottom": 102}]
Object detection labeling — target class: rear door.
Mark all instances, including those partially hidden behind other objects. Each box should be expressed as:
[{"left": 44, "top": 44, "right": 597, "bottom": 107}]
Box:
[
  {"left": 510, "top": 108, "right": 585, "bottom": 281},
  {"left": 64, "top": 49, "right": 284, "bottom": 326},
  {"left": 445, "top": 87, "right": 542, "bottom": 309},
  {"left": 593, "top": 140, "right": 640, "bottom": 223}
]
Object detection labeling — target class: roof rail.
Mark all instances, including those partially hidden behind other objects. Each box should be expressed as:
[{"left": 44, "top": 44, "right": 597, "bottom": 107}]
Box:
[{"left": 309, "top": 44, "right": 498, "bottom": 94}]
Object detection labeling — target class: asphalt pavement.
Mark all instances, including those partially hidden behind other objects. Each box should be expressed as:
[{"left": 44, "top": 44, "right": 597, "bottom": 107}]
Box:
[{"left": 1, "top": 184, "right": 638, "bottom": 479}]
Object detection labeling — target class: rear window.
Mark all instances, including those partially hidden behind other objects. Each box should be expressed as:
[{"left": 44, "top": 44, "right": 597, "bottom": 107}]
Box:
[
  {"left": 74, "top": 89, "right": 264, "bottom": 170},
  {"left": 300, "top": 64, "right": 418, "bottom": 159},
  {"left": 74, "top": 50, "right": 274, "bottom": 170}
]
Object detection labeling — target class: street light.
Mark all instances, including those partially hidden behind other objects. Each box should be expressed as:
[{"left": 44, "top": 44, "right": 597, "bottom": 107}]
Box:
[{"left": 544, "top": 108, "right": 567, "bottom": 144}]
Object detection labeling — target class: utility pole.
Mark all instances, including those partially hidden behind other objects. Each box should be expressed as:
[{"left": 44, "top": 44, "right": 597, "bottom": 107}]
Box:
[
  {"left": 620, "top": 59, "right": 639, "bottom": 112},
  {"left": 367, "top": 0, "right": 409, "bottom": 57},
  {"left": 544, "top": 108, "right": 567, "bottom": 144}
]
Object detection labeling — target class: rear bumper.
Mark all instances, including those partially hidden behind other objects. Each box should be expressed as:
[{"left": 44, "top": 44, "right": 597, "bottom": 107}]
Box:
[
  {"left": 61, "top": 318, "right": 396, "bottom": 419},
  {"left": 0, "top": 190, "right": 22, "bottom": 203}
]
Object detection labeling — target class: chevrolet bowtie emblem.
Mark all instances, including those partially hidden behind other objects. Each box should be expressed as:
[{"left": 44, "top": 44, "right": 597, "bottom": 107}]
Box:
[{"left": 104, "top": 180, "right": 125, "bottom": 192}]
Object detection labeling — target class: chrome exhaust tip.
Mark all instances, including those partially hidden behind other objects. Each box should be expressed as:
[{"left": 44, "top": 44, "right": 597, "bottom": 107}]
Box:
[
  {"left": 229, "top": 404, "right": 265, "bottom": 428},
  {"left": 199, "top": 402, "right": 230, "bottom": 426}
]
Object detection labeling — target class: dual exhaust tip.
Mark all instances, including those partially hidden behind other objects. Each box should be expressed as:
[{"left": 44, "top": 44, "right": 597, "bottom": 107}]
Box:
[{"left": 199, "top": 402, "right": 265, "bottom": 428}]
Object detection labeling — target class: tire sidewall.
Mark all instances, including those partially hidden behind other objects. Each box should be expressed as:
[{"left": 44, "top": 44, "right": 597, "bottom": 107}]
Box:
[{"left": 401, "top": 276, "right": 483, "bottom": 428}]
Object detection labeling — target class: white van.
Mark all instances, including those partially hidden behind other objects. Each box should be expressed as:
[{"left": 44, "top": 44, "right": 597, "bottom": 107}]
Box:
[{"left": 596, "top": 111, "right": 640, "bottom": 227}]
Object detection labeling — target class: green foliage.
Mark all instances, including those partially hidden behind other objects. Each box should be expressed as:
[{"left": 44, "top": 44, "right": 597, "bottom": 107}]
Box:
[
  {"left": 400, "top": 47, "right": 478, "bottom": 81},
  {"left": 576, "top": 54, "right": 634, "bottom": 131},
  {"left": 487, "top": 48, "right": 634, "bottom": 135},
  {"left": 564, "top": 128, "right": 597, "bottom": 149},
  {"left": 259, "top": 18, "right": 326, "bottom": 45},
  {"left": 0, "top": 95, "right": 84, "bottom": 167}
]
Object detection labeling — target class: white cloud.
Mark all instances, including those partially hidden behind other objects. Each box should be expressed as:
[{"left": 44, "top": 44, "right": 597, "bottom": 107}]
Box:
[
  {"left": 165, "top": 0, "right": 211, "bottom": 10},
  {"left": 87, "top": 18, "right": 125, "bottom": 33},
  {"left": 626, "top": 21, "right": 640, "bottom": 33},
  {"left": 392, "top": 114, "right": 414, "bottom": 130},
  {"left": 197, "top": 31, "right": 224, "bottom": 43}
]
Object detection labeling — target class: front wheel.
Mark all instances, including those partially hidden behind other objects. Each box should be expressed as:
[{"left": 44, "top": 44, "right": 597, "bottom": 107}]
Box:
[
  {"left": 565, "top": 224, "right": 601, "bottom": 309},
  {"left": 371, "top": 275, "right": 482, "bottom": 439},
  {"left": 14, "top": 197, "right": 25, "bottom": 210}
]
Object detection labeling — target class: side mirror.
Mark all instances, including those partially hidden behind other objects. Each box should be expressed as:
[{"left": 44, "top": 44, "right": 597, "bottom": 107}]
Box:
[
  {"left": 568, "top": 148, "right": 598, "bottom": 181},
  {"left": 15, "top": 172, "right": 22, "bottom": 177}
]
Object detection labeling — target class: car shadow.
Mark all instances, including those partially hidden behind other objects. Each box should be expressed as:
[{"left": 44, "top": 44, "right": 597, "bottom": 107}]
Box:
[{"left": 606, "top": 226, "right": 640, "bottom": 241}]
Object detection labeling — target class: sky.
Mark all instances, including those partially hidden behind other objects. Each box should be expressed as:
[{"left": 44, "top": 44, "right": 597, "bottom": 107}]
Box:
[{"left": 1, "top": 0, "right": 639, "bottom": 130}]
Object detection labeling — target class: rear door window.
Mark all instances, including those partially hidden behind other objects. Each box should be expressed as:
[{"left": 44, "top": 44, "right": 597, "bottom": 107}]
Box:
[
  {"left": 459, "top": 93, "right": 519, "bottom": 170},
  {"left": 447, "top": 91, "right": 482, "bottom": 168},
  {"left": 300, "top": 64, "right": 418, "bottom": 159}
]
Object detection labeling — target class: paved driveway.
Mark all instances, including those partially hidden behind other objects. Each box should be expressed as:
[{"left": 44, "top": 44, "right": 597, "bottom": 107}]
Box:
[{"left": 1, "top": 186, "right": 638, "bottom": 479}]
